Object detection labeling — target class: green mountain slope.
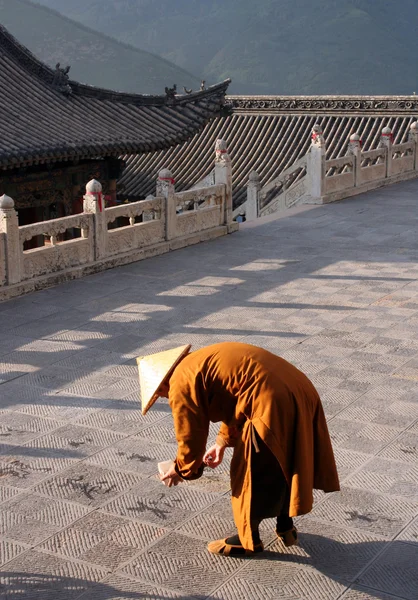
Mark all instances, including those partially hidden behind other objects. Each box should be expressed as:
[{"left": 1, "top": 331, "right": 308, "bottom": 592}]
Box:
[
  {"left": 35, "top": 0, "right": 418, "bottom": 95},
  {"left": 0, "top": 0, "right": 200, "bottom": 94}
]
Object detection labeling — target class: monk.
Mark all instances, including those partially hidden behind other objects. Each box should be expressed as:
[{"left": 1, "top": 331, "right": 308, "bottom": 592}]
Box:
[{"left": 137, "top": 342, "right": 339, "bottom": 556}]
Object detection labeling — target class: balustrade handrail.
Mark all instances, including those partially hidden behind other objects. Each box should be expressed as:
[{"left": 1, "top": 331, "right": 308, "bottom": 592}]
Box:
[
  {"left": 174, "top": 183, "right": 225, "bottom": 202},
  {"left": 392, "top": 141, "right": 414, "bottom": 152},
  {"left": 19, "top": 213, "right": 92, "bottom": 243},
  {"left": 260, "top": 156, "right": 307, "bottom": 197},
  {"left": 0, "top": 138, "right": 236, "bottom": 297},
  {"left": 246, "top": 121, "right": 418, "bottom": 221},
  {"left": 361, "top": 147, "right": 387, "bottom": 160},
  {"left": 326, "top": 155, "right": 354, "bottom": 170},
  {"left": 105, "top": 197, "right": 163, "bottom": 224}
]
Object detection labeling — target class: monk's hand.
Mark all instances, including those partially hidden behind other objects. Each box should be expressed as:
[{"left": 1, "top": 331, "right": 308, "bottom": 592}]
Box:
[
  {"left": 160, "top": 464, "right": 183, "bottom": 487},
  {"left": 203, "top": 443, "right": 225, "bottom": 468}
]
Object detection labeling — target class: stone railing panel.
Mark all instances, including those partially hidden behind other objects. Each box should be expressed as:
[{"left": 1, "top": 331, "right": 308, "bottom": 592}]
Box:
[
  {"left": 391, "top": 141, "right": 415, "bottom": 176},
  {"left": 19, "top": 213, "right": 92, "bottom": 244},
  {"left": 324, "top": 156, "right": 355, "bottom": 194},
  {"left": 0, "top": 232, "right": 5, "bottom": 286},
  {"left": 190, "top": 170, "right": 216, "bottom": 190},
  {"left": 175, "top": 184, "right": 225, "bottom": 213},
  {"left": 173, "top": 184, "right": 225, "bottom": 236},
  {"left": 105, "top": 197, "right": 165, "bottom": 257},
  {"left": 105, "top": 197, "right": 163, "bottom": 226},
  {"left": 258, "top": 156, "right": 307, "bottom": 216},
  {"left": 176, "top": 206, "right": 223, "bottom": 237},
  {"left": 360, "top": 148, "right": 387, "bottom": 183},
  {"left": 18, "top": 213, "right": 94, "bottom": 280},
  {"left": 22, "top": 237, "right": 93, "bottom": 281},
  {"left": 107, "top": 220, "right": 165, "bottom": 257}
]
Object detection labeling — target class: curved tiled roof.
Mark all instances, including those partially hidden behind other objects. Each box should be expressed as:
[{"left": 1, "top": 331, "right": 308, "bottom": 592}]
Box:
[
  {"left": 120, "top": 100, "right": 417, "bottom": 206},
  {"left": 0, "top": 25, "right": 230, "bottom": 171}
]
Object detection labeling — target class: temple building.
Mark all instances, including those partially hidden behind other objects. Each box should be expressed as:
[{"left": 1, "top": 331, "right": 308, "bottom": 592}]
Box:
[
  {"left": 0, "top": 24, "right": 230, "bottom": 244},
  {"left": 120, "top": 96, "right": 418, "bottom": 208}
]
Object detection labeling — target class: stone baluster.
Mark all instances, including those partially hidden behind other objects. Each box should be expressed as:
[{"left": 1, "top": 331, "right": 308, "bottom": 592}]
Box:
[
  {"left": 157, "top": 169, "right": 176, "bottom": 240},
  {"left": 347, "top": 132, "right": 362, "bottom": 187},
  {"left": 0, "top": 194, "right": 21, "bottom": 285},
  {"left": 83, "top": 179, "right": 106, "bottom": 260},
  {"left": 379, "top": 126, "right": 393, "bottom": 178},
  {"left": 408, "top": 121, "right": 418, "bottom": 170},
  {"left": 214, "top": 139, "right": 233, "bottom": 227},
  {"left": 307, "top": 124, "right": 326, "bottom": 202},
  {"left": 246, "top": 171, "right": 261, "bottom": 221}
]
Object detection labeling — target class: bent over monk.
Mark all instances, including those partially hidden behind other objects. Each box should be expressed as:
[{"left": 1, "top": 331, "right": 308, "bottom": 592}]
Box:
[{"left": 137, "top": 342, "right": 340, "bottom": 556}]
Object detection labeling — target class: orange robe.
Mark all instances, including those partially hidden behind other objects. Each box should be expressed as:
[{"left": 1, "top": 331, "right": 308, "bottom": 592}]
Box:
[{"left": 168, "top": 342, "right": 340, "bottom": 550}]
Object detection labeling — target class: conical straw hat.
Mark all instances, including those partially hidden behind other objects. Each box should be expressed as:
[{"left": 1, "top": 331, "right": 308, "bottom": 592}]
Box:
[{"left": 137, "top": 345, "right": 191, "bottom": 415}]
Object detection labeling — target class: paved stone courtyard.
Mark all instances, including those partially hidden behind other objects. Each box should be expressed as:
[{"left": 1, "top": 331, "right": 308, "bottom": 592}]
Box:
[{"left": 1, "top": 179, "right": 418, "bottom": 600}]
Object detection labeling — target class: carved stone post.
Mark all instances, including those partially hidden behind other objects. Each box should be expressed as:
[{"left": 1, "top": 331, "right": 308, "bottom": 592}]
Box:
[
  {"left": 379, "top": 126, "right": 393, "bottom": 178},
  {"left": 408, "top": 121, "right": 418, "bottom": 171},
  {"left": 307, "top": 124, "right": 326, "bottom": 201},
  {"left": 347, "top": 132, "right": 362, "bottom": 187},
  {"left": 214, "top": 139, "right": 233, "bottom": 227},
  {"left": 157, "top": 169, "right": 176, "bottom": 240},
  {"left": 246, "top": 171, "right": 260, "bottom": 221},
  {"left": 0, "top": 194, "right": 21, "bottom": 285},
  {"left": 83, "top": 179, "right": 106, "bottom": 261}
]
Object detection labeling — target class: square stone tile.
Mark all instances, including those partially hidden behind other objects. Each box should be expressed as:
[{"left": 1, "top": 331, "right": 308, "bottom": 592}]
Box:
[
  {"left": 33, "top": 463, "right": 143, "bottom": 507},
  {"left": 309, "top": 486, "right": 417, "bottom": 538},
  {"left": 121, "top": 532, "right": 231, "bottom": 596},
  {"left": 344, "top": 457, "right": 418, "bottom": 500},
  {"left": 85, "top": 436, "right": 177, "bottom": 477},
  {"left": 40, "top": 511, "right": 166, "bottom": 570},
  {"left": 332, "top": 448, "right": 372, "bottom": 482},
  {"left": 0, "top": 550, "right": 107, "bottom": 600},
  {"left": 340, "top": 586, "right": 407, "bottom": 600},
  {"left": 263, "top": 519, "right": 388, "bottom": 582},
  {"left": 378, "top": 430, "right": 418, "bottom": 464},
  {"left": 135, "top": 417, "right": 178, "bottom": 445},
  {"left": 357, "top": 542, "right": 418, "bottom": 600},
  {"left": 327, "top": 419, "right": 400, "bottom": 455},
  {"left": 0, "top": 411, "right": 64, "bottom": 445},
  {"left": 396, "top": 516, "right": 418, "bottom": 544},
  {"left": 0, "top": 485, "right": 22, "bottom": 503},
  {"left": 215, "top": 560, "right": 347, "bottom": 600},
  {"left": 25, "top": 424, "right": 125, "bottom": 458},
  {"left": 0, "top": 539, "right": 28, "bottom": 567},
  {"left": 14, "top": 394, "right": 108, "bottom": 422},
  {"left": 0, "top": 446, "right": 78, "bottom": 489},
  {"left": 0, "top": 492, "right": 91, "bottom": 545},
  {"left": 76, "top": 574, "right": 186, "bottom": 600},
  {"left": 77, "top": 400, "right": 149, "bottom": 434},
  {"left": 337, "top": 396, "right": 418, "bottom": 430},
  {"left": 102, "top": 477, "right": 219, "bottom": 528}
]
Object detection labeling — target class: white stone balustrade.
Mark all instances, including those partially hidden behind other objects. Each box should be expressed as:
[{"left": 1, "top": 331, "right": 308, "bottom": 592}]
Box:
[
  {"left": 105, "top": 197, "right": 165, "bottom": 258},
  {"left": 0, "top": 140, "right": 236, "bottom": 300},
  {"left": 245, "top": 121, "right": 418, "bottom": 217},
  {"left": 19, "top": 213, "right": 94, "bottom": 281}
]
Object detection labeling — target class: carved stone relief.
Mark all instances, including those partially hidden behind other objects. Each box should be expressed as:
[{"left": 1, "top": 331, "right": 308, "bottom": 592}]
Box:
[{"left": 226, "top": 97, "right": 418, "bottom": 113}]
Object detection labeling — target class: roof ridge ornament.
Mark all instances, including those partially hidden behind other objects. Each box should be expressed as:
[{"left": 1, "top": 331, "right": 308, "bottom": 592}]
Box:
[
  {"left": 183, "top": 80, "right": 206, "bottom": 95},
  {"left": 51, "top": 63, "right": 72, "bottom": 96},
  {"left": 164, "top": 84, "right": 177, "bottom": 105}
]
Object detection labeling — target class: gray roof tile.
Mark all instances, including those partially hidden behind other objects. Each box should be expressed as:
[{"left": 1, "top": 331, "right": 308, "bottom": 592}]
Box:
[{"left": 0, "top": 25, "right": 230, "bottom": 170}]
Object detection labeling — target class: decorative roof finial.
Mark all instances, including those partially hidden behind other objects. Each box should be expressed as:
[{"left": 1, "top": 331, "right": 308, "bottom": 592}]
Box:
[
  {"left": 164, "top": 84, "right": 177, "bottom": 104},
  {"left": 51, "top": 62, "right": 72, "bottom": 95}
]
